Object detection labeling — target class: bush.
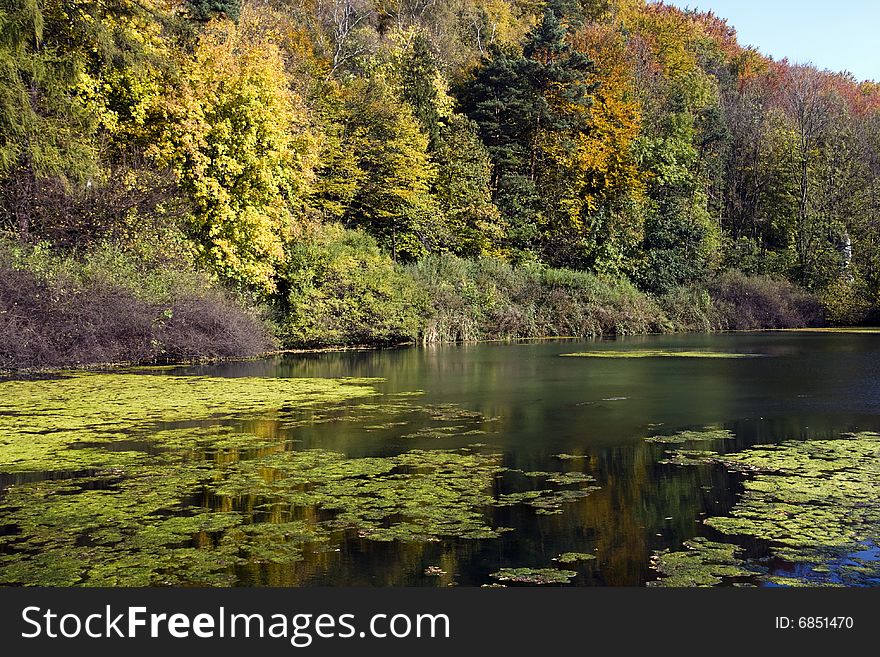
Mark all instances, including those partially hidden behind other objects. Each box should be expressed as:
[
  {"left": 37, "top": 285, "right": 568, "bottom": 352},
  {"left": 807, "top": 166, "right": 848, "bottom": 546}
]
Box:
[
  {"left": 660, "top": 286, "right": 714, "bottom": 332},
  {"left": 705, "top": 270, "right": 823, "bottom": 330},
  {"left": 820, "top": 276, "right": 873, "bottom": 326},
  {"left": 0, "top": 239, "right": 273, "bottom": 369},
  {"left": 408, "top": 255, "right": 668, "bottom": 342},
  {"left": 278, "top": 224, "right": 426, "bottom": 347}
]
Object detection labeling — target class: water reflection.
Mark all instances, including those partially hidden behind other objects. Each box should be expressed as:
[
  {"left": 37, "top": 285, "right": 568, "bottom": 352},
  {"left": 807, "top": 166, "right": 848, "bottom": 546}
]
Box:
[{"left": 2, "top": 332, "right": 880, "bottom": 586}]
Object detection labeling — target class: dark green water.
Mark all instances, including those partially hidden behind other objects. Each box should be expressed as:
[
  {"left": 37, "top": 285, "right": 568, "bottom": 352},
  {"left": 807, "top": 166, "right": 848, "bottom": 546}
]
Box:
[{"left": 2, "top": 331, "right": 879, "bottom": 586}]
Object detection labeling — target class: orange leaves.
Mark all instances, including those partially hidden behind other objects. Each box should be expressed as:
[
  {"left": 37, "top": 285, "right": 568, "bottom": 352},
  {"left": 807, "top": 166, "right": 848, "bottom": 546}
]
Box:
[{"left": 569, "top": 23, "right": 645, "bottom": 205}]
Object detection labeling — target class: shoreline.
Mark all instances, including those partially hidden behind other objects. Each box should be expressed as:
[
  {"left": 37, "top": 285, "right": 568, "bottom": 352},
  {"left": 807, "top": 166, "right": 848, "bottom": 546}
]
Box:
[{"left": 8, "top": 326, "right": 878, "bottom": 377}]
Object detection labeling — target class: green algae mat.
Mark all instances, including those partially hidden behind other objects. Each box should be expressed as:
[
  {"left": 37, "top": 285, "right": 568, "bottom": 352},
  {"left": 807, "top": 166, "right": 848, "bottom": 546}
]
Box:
[
  {"left": 650, "top": 432, "right": 880, "bottom": 587},
  {"left": 2, "top": 343, "right": 879, "bottom": 588},
  {"left": 0, "top": 372, "right": 600, "bottom": 586},
  {"left": 561, "top": 350, "right": 762, "bottom": 359}
]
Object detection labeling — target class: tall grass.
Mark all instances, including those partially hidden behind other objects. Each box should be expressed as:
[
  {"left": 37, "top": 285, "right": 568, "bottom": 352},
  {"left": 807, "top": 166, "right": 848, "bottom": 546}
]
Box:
[{"left": 408, "top": 255, "right": 669, "bottom": 342}]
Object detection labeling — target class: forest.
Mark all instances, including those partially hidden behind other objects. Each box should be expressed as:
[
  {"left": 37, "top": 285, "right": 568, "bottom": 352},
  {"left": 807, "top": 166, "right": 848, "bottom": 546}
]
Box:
[{"left": 2, "top": 0, "right": 878, "bottom": 368}]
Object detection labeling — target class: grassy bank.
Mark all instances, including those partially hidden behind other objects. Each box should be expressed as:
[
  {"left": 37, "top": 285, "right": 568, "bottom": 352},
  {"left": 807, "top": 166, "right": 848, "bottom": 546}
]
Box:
[
  {"left": 409, "top": 256, "right": 667, "bottom": 342},
  {"left": 1, "top": 229, "right": 825, "bottom": 370},
  {"left": 410, "top": 258, "right": 823, "bottom": 342},
  {"left": 275, "top": 226, "right": 823, "bottom": 348}
]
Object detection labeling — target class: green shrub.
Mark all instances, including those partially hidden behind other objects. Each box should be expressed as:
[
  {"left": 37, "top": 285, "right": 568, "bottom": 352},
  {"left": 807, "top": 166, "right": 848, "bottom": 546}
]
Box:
[
  {"left": 821, "top": 276, "right": 872, "bottom": 326},
  {"left": 278, "top": 224, "right": 426, "bottom": 347},
  {"left": 660, "top": 286, "right": 714, "bottom": 332}
]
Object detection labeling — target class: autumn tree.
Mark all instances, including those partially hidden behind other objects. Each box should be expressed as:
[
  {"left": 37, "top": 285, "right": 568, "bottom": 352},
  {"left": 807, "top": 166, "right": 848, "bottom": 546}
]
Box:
[
  {"left": 459, "top": 8, "right": 597, "bottom": 263},
  {"left": 338, "top": 69, "right": 440, "bottom": 261},
  {"left": 0, "top": 0, "right": 185, "bottom": 241},
  {"left": 774, "top": 65, "right": 838, "bottom": 285},
  {"left": 621, "top": 2, "right": 724, "bottom": 292},
  {"left": 563, "top": 21, "right": 645, "bottom": 275},
  {"left": 151, "top": 15, "right": 319, "bottom": 293}
]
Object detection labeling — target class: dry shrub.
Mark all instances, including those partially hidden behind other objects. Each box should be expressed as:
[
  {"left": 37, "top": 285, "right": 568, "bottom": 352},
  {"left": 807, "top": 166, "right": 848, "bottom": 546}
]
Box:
[
  {"left": 0, "top": 249, "right": 273, "bottom": 370},
  {"left": 707, "top": 271, "right": 823, "bottom": 330},
  {"left": 160, "top": 292, "right": 275, "bottom": 361}
]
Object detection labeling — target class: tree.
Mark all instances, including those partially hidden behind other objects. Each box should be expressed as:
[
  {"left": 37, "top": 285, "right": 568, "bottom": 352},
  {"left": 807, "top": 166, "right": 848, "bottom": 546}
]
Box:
[
  {"left": 433, "top": 115, "right": 504, "bottom": 256},
  {"left": 0, "top": 0, "right": 182, "bottom": 239},
  {"left": 395, "top": 33, "right": 445, "bottom": 148},
  {"left": 778, "top": 65, "right": 836, "bottom": 285},
  {"left": 150, "top": 17, "right": 319, "bottom": 293},
  {"left": 316, "top": 0, "right": 378, "bottom": 76},
  {"left": 187, "top": 0, "right": 243, "bottom": 22},
  {"left": 340, "top": 70, "right": 440, "bottom": 261},
  {"left": 458, "top": 8, "right": 597, "bottom": 261},
  {"left": 558, "top": 22, "right": 646, "bottom": 274},
  {"left": 0, "top": 0, "right": 98, "bottom": 236},
  {"left": 623, "top": 2, "right": 724, "bottom": 291},
  {"left": 640, "top": 195, "right": 711, "bottom": 294}
]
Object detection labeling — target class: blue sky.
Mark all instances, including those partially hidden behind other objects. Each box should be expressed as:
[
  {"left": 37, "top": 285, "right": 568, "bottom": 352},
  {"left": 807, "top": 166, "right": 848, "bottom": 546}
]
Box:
[{"left": 656, "top": 1, "right": 879, "bottom": 81}]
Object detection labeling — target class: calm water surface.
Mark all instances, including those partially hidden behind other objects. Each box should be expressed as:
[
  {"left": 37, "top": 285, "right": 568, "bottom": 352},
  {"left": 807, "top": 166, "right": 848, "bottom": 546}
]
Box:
[{"left": 3, "top": 331, "right": 880, "bottom": 586}]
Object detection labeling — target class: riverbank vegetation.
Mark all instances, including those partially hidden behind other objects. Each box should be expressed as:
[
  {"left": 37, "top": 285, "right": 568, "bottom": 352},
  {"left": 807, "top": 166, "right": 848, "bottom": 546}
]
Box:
[
  {"left": 2, "top": 0, "right": 877, "bottom": 368},
  {"left": 0, "top": 239, "right": 273, "bottom": 369}
]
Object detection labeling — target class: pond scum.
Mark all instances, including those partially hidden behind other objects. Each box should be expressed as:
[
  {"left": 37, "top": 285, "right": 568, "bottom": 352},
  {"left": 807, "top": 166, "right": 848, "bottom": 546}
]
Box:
[
  {"left": 2, "top": 374, "right": 878, "bottom": 586},
  {"left": 650, "top": 432, "right": 880, "bottom": 587},
  {"left": 0, "top": 373, "right": 598, "bottom": 586}
]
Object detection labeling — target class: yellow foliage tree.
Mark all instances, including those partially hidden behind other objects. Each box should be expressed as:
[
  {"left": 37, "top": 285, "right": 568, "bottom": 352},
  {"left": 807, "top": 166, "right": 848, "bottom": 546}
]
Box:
[
  {"left": 150, "top": 15, "right": 319, "bottom": 293},
  {"left": 560, "top": 22, "right": 647, "bottom": 273}
]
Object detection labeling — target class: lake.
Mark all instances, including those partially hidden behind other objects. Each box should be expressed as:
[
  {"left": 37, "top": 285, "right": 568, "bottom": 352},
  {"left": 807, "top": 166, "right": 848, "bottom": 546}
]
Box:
[{"left": 1, "top": 331, "right": 879, "bottom": 587}]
